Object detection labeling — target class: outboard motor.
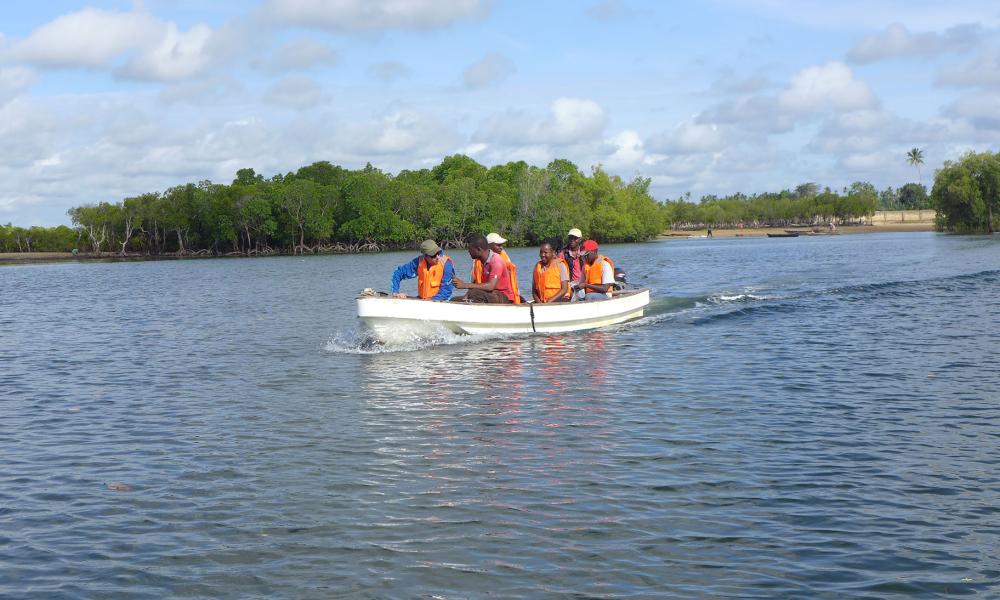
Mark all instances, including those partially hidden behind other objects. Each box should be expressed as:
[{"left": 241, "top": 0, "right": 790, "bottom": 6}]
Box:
[{"left": 613, "top": 267, "right": 628, "bottom": 291}]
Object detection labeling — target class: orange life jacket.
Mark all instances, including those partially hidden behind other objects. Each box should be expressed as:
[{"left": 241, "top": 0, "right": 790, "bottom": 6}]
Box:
[
  {"left": 471, "top": 259, "right": 484, "bottom": 284},
  {"left": 583, "top": 255, "right": 614, "bottom": 294},
  {"left": 533, "top": 257, "right": 570, "bottom": 302},
  {"left": 473, "top": 250, "right": 521, "bottom": 304},
  {"left": 417, "top": 254, "right": 451, "bottom": 299}
]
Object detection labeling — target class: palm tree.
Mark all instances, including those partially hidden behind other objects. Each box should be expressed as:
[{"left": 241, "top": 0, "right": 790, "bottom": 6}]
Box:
[{"left": 906, "top": 148, "right": 925, "bottom": 185}]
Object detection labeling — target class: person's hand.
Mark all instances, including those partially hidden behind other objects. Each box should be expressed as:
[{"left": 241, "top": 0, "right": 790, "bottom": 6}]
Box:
[
  {"left": 392, "top": 292, "right": 407, "bottom": 299},
  {"left": 452, "top": 276, "right": 467, "bottom": 289}
]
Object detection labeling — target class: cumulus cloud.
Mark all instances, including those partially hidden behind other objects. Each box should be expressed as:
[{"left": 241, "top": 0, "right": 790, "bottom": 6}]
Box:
[
  {"left": 647, "top": 118, "right": 727, "bottom": 155},
  {"left": 778, "top": 61, "right": 876, "bottom": 112},
  {"left": 944, "top": 91, "right": 1000, "bottom": 129},
  {"left": 264, "top": 76, "right": 329, "bottom": 110},
  {"left": 370, "top": 60, "right": 411, "bottom": 82},
  {"left": 475, "top": 98, "right": 608, "bottom": 146},
  {"left": 463, "top": 53, "right": 515, "bottom": 88},
  {"left": 8, "top": 8, "right": 164, "bottom": 68},
  {"left": 936, "top": 48, "right": 1000, "bottom": 88},
  {"left": 847, "top": 22, "right": 981, "bottom": 64},
  {"left": 262, "top": 0, "right": 487, "bottom": 31},
  {"left": 7, "top": 7, "right": 251, "bottom": 81},
  {"left": 603, "top": 130, "right": 646, "bottom": 170},
  {"left": 338, "top": 111, "right": 459, "bottom": 156},
  {"left": 264, "top": 40, "right": 338, "bottom": 72}
]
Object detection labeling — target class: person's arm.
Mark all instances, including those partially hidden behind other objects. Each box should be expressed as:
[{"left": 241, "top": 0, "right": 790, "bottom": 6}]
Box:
[
  {"left": 391, "top": 257, "right": 419, "bottom": 296},
  {"left": 431, "top": 259, "right": 455, "bottom": 301},
  {"left": 555, "top": 261, "right": 570, "bottom": 300}
]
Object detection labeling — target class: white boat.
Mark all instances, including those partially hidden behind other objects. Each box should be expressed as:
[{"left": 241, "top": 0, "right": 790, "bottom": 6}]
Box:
[{"left": 357, "top": 289, "right": 651, "bottom": 343}]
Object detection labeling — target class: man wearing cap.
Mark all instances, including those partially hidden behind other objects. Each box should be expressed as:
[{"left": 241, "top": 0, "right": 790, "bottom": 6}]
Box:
[
  {"left": 390, "top": 239, "right": 455, "bottom": 301},
  {"left": 562, "top": 228, "right": 585, "bottom": 283},
  {"left": 476, "top": 233, "right": 521, "bottom": 303},
  {"left": 573, "top": 239, "right": 615, "bottom": 301},
  {"left": 452, "top": 234, "right": 516, "bottom": 303}
]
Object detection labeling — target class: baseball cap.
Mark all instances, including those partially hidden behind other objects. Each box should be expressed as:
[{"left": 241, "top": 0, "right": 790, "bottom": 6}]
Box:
[
  {"left": 581, "top": 239, "right": 599, "bottom": 253},
  {"left": 419, "top": 239, "right": 441, "bottom": 256},
  {"left": 567, "top": 228, "right": 583, "bottom": 238},
  {"left": 486, "top": 233, "right": 507, "bottom": 245}
]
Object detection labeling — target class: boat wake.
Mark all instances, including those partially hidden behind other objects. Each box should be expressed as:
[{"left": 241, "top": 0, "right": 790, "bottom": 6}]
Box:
[{"left": 324, "top": 325, "right": 513, "bottom": 355}]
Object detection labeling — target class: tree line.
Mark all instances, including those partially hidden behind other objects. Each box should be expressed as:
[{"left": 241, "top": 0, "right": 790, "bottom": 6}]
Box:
[
  {"left": 661, "top": 181, "right": 881, "bottom": 229},
  {"left": 3, "top": 156, "right": 666, "bottom": 255},
  {"left": 4, "top": 152, "right": 993, "bottom": 255}
]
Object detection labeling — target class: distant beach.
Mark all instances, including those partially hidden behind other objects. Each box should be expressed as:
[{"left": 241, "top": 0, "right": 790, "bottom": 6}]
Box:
[{"left": 661, "top": 209, "right": 935, "bottom": 239}]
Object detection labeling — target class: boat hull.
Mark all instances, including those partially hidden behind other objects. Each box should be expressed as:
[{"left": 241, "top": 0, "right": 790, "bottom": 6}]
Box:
[{"left": 357, "top": 289, "right": 650, "bottom": 343}]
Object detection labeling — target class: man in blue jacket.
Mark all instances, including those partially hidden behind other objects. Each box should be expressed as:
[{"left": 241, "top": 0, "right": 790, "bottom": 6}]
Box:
[{"left": 390, "top": 239, "right": 455, "bottom": 301}]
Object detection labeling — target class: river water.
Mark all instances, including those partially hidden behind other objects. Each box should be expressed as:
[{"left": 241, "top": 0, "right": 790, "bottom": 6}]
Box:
[{"left": 2, "top": 232, "right": 999, "bottom": 598}]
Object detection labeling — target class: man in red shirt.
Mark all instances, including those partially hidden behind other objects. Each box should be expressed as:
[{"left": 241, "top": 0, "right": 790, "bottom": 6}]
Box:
[{"left": 452, "top": 234, "right": 516, "bottom": 303}]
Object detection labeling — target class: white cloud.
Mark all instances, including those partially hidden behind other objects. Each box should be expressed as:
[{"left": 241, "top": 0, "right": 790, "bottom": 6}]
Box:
[
  {"left": 263, "top": 0, "right": 487, "bottom": 31},
  {"left": 778, "top": 61, "right": 876, "bottom": 112},
  {"left": 264, "top": 40, "right": 338, "bottom": 72},
  {"left": 116, "top": 23, "right": 215, "bottom": 81},
  {"left": 339, "top": 111, "right": 458, "bottom": 155},
  {"left": 475, "top": 98, "right": 608, "bottom": 146},
  {"left": 936, "top": 48, "right": 1000, "bottom": 88},
  {"left": 944, "top": 91, "right": 1000, "bottom": 129},
  {"left": 7, "top": 8, "right": 251, "bottom": 82},
  {"left": 370, "top": 60, "right": 411, "bottom": 82},
  {"left": 0, "top": 67, "right": 34, "bottom": 107},
  {"left": 463, "top": 53, "right": 515, "bottom": 88},
  {"left": 648, "top": 118, "right": 727, "bottom": 154},
  {"left": 8, "top": 8, "right": 164, "bottom": 68},
  {"left": 603, "top": 130, "right": 646, "bottom": 170},
  {"left": 847, "top": 22, "right": 981, "bottom": 64},
  {"left": 264, "top": 76, "right": 329, "bottom": 110}
]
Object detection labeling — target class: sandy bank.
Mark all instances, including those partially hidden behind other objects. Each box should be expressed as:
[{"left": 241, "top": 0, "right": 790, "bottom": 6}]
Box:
[{"left": 662, "top": 210, "right": 936, "bottom": 239}]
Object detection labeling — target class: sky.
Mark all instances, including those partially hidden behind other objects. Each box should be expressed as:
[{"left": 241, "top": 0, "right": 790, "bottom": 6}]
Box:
[{"left": 1, "top": 0, "right": 999, "bottom": 226}]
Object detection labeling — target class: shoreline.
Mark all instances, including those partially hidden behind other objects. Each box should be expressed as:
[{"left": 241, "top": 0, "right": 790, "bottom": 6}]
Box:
[{"left": 660, "top": 221, "right": 935, "bottom": 239}]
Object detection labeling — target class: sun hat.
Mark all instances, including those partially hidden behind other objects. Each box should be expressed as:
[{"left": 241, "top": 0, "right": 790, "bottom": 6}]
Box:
[
  {"left": 567, "top": 228, "right": 583, "bottom": 238},
  {"left": 486, "top": 233, "right": 507, "bottom": 245},
  {"left": 581, "top": 239, "right": 599, "bottom": 253},
  {"left": 419, "top": 239, "right": 442, "bottom": 256}
]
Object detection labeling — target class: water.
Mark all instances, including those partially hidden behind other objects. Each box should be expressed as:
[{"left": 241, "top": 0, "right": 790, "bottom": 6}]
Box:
[{"left": 2, "top": 232, "right": 999, "bottom": 598}]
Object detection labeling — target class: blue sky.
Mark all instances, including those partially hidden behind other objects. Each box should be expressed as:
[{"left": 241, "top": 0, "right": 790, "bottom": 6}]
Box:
[{"left": 1, "top": 0, "right": 999, "bottom": 225}]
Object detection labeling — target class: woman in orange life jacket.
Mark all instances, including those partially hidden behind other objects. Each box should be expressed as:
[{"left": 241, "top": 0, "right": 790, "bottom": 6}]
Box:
[
  {"left": 390, "top": 239, "right": 455, "bottom": 301},
  {"left": 572, "top": 239, "right": 615, "bottom": 301},
  {"left": 471, "top": 232, "right": 522, "bottom": 303},
  {"left": 532, "top": 241, "right": 571, "bottom": 303}
]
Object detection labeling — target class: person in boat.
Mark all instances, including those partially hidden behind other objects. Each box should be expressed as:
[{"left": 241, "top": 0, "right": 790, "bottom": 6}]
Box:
[
  {"left": 471, "top": 233, "right": 522, "bottom": 304},
  {"left": 452, "top": 234, "right": 517, "bottom": 303},
  {"left": 573, "top": 239, "right": 615, "bottom": 301},
  {"left": 532, "top": 240, "right": 571, "bottom": 303},
  {"left": 390, "top": 239, "right": 455, "bottom": 301},
  {"left": 562, "top": 228, "right": 586, "bottom": 283}
]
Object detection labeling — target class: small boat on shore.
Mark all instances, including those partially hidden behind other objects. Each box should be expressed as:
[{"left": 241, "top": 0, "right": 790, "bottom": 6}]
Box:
[
  {"left": 767, "top": 232, "right": 799, "bottom": 238},
  {"left": 357, "top": 289, "right": 651, "bottom": 343}
]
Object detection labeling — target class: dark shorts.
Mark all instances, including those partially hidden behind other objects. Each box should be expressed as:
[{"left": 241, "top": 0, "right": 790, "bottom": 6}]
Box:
[{"left": 454, "top": 289, "right": 512, "bottom": 304}]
